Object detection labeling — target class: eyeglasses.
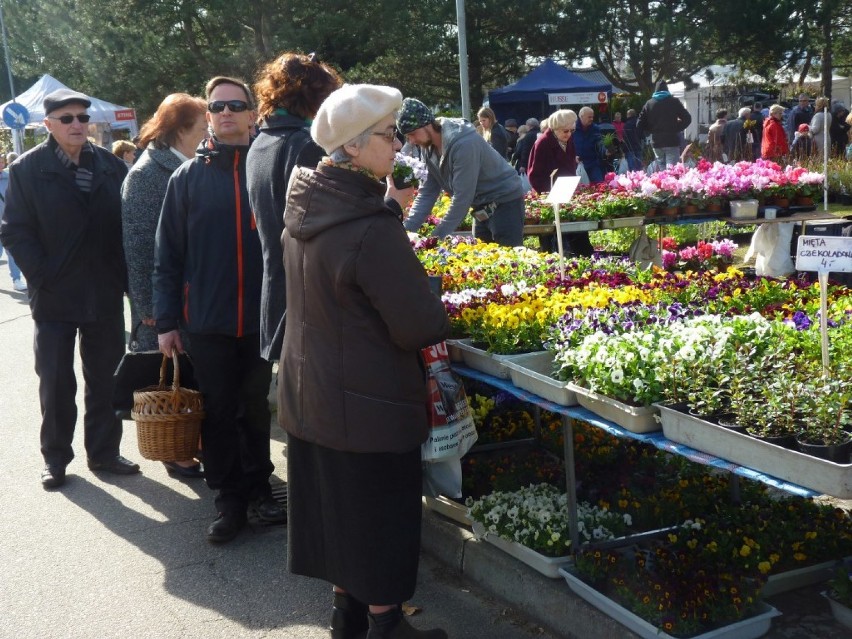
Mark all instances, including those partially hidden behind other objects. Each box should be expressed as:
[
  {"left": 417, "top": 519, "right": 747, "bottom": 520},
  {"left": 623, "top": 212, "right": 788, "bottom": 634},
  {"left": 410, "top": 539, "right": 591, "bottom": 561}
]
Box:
[
  {"left": 371, "top": 129, "right": 397, "bottom": 143},
  {"left": 555, "top": 127, "right": 575, "bottom": 134},
  {"left": 48, "top": 114, "right": 91, "bottom": 124},
  {"left": 207, "top": 100, "right": 249, "bottom": 113}
]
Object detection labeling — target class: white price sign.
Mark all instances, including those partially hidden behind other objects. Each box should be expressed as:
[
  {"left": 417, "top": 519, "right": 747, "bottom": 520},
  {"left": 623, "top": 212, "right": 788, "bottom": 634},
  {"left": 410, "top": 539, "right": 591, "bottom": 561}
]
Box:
[
  {"left": 548, "top": 91, "right": 608, "bottom": 106},
  {"left": 795, "top": 235, "right": 852, "bottom": 273}
]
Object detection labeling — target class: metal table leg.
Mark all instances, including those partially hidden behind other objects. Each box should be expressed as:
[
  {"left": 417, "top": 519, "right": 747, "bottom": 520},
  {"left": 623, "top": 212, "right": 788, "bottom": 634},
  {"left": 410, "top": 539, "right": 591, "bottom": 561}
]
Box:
[
  {"left": 729, "top": 474, "right": 741, "bottom": 505},
  {"left": 561, "top": 415, "right": 579, "bottom": 551},
  {"left": 533, "top": 404, "right": 541, "bottom": 442}
]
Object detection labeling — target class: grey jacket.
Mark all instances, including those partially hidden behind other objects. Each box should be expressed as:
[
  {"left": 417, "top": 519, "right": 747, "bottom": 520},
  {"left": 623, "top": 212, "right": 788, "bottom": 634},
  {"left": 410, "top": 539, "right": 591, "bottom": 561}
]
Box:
[
  {"left": 121, "top": 147, "right": 186, "bottom": 351},
  {"left": 404, "top": 118, "right": 523, "bottom": 237}
]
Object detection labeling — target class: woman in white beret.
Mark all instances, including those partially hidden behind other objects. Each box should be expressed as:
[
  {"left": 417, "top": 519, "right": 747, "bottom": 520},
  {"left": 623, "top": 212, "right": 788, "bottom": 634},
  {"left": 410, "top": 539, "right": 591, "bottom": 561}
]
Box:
[{"left": 278, "top": 84, "right": 450, "bottom": 639}]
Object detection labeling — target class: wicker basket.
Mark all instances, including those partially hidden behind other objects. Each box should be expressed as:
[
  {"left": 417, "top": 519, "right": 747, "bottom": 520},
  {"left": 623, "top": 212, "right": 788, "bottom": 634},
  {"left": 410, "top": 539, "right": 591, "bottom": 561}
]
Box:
[{"left": 131, "top": 352, "right": 204, "bottom": 461}]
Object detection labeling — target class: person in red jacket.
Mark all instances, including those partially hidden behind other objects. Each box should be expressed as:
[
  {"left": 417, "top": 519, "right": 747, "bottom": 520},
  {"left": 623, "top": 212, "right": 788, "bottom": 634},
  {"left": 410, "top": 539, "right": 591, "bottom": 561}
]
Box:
[{"left": 761, "top": 104, "right": 788, "bottom": 163}]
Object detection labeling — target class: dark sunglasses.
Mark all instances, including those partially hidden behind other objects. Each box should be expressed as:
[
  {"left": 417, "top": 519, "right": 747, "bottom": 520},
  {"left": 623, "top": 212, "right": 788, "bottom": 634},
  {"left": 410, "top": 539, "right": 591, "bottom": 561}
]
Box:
[
  {"left": 207, "top": 100, "right": 249, "bottom": 114},
  {"left": 49, "top": 113, "right": 91, "bottom": 124}
]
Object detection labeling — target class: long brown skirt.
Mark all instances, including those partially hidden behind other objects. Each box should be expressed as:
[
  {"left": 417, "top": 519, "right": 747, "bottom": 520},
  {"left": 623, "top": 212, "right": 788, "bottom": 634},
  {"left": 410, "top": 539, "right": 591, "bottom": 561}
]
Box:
[{"left": 286, "top": 432, "right": 423, "bottom": 605}]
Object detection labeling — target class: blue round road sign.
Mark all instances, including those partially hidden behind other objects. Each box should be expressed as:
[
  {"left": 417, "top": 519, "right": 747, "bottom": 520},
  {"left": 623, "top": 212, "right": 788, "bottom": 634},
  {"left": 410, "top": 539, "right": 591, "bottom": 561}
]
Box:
[{"left": 3, "top": 102, "right": 30, "bottom": 129}]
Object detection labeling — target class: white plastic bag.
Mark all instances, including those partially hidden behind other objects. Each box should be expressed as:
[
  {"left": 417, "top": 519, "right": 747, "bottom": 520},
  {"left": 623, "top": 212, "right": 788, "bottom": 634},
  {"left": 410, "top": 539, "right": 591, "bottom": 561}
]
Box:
[
  {"left": 617, "top": 158, "right": 629, "bottom": 175},
  {"left": 422, "top": 459, "right": 463, "bottom": 498},
  {"left": 743, "top": 223, "right": 795, "bottom": 276},
  {"left": 576, "top": 162, "right": 590, "bottom": 185},
  {"left": 627, "top": 228, "right": 662, "bottom": 269}
]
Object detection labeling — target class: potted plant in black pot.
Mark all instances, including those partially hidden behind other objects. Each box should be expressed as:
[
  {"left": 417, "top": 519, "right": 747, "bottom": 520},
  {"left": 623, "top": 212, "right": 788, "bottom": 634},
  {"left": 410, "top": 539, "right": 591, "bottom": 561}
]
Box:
[
  {"left": 743, "top": 367, "right": 803, "bottom": 449},
  {"left": 796, "top": 377, "right": 852, "bottom": 463}
]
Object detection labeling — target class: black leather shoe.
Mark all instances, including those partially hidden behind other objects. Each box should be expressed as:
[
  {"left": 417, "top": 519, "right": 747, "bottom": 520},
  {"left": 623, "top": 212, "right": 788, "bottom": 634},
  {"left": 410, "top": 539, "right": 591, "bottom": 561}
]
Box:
[
  {"left": 87, "top": 455, "right": 141, "bottom": 475},
  {"left": 163, "top": 461, "right": 204, "bottom": 479},
  {"left": 41, "top": 466, "right": 66, "bottom": 489},
  {"left": 331, "top": 591, "right": 369, "bottom": 639},
  {"left": 249, "top": 495, "right": 287, "bottom": 523},
  {"left": 206, "top": 512, "right": 247, "bottom": 543}
]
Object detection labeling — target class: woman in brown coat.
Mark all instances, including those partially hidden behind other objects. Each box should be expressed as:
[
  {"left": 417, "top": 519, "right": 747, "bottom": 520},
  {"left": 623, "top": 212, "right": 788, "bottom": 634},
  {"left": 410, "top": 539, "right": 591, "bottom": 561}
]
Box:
[{"left": 279, "top": 84, "right": 450, "bottom": 639}]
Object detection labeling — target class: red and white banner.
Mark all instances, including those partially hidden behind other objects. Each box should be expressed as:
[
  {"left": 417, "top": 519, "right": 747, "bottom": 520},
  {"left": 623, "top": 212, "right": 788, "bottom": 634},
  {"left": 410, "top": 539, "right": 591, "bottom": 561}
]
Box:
[{"left": 114, "top": 108, "right": 136, "bottom": 121}]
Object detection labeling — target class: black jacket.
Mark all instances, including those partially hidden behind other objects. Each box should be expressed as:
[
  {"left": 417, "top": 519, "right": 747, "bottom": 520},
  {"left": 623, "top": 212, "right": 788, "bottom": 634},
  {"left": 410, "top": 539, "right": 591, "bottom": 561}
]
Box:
[
  {"left": 153, "top": 136, "right": 262, "bottom": 337},
  {"left": 0, "top": 136, "right": 127, "bottom": 322},
  {"left": 636, "top": 93, "right": 692, "bottom": 148},
  {"left": 246, "top": 111, "right": 324, "bottom": 361},
  {"left": 623, "top": 115, "right": 642, "bottom": 156},
  {"left": 487, "top": 122, "right": 509, "bottom": 159},
  {"left": 512, "top": 126, "right": 539, "bottom": 171}
]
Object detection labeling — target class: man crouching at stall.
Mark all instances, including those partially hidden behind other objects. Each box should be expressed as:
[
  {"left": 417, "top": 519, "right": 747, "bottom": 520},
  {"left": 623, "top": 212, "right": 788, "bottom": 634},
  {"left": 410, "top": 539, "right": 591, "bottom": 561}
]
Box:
[{"left": 399, "top": 97, "right": 525, "bottom": 247}]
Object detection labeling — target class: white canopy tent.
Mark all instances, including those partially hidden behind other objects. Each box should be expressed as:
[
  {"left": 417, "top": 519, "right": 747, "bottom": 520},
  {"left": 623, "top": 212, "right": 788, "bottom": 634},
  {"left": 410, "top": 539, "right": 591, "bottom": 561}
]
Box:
[
  {"left": 785, "top": 74, "right": 852, "bottom": 110},
  {"left": 669, "top": 65, "right": 768, "bottom": 141},
  {"left": 0, "top": 74, "right": 137, "bottom": 153}
]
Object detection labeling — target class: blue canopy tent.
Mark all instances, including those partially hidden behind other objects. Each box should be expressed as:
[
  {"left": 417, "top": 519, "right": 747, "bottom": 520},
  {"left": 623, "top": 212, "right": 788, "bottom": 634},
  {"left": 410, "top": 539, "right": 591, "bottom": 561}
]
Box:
[{"left": 488, "top": 59, "right": 611, "bottom": 125}]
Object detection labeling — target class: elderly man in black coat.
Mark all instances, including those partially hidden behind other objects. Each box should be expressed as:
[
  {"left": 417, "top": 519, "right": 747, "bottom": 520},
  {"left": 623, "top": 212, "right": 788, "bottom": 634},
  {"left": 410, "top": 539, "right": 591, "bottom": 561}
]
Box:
[{"left": 0, "top": 88, "right": 139, "bottom": 489}]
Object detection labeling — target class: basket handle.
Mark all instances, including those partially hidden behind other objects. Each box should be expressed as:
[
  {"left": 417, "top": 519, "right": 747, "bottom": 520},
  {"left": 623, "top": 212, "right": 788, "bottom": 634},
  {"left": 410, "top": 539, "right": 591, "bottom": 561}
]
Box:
[{"left": 158, "top": 349, "right": 182, "bottom": 392}]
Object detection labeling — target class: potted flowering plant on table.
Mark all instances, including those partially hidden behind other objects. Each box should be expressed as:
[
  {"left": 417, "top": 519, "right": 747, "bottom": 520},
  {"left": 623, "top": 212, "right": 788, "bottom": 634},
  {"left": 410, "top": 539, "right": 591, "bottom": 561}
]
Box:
[
  {"left": 794, "top": 169, "right": 825, "bottom": 204},
  {"left": 466, "top": 483, "right": 633, "bottom": 577},
  {"left": 661, "top": 239, "right": 738, "bottom": 273},
  {"left": 391, "top": 152, "right": 427, "bottom": 189},
  {"left": 569, "top": 517, "right": 777, "bottom": 639}
]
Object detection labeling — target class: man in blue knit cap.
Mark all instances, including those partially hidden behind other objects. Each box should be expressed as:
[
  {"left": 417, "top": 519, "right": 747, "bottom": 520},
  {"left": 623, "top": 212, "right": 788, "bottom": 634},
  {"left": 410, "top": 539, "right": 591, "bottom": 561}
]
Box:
[{"left": 397, "top": 97, "right": 525, "bottom": 247}]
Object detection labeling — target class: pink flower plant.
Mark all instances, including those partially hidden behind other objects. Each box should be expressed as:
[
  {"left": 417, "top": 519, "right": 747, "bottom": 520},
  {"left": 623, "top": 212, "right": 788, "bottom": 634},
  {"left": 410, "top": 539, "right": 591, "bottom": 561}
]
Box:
[
  {"left": 603, "top": 159, "right": 825, "bottom": 207},
  {"left": 662, "top": 239, "right": 738, "bottom": 272}
]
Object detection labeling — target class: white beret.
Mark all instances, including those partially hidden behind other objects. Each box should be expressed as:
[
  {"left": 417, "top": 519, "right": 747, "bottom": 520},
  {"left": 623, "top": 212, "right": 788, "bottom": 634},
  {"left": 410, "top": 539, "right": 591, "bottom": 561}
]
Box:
[{"left": 311, "top": 84, "right": 403, "bottom": 154}]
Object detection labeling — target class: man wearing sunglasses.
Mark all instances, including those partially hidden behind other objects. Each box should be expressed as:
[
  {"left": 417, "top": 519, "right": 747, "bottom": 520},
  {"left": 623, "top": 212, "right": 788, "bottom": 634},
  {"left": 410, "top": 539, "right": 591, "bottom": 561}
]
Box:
[
  {"left": 154, "top": 76, "right": 285, "bottom": 543},
  {"left": 0, "top": 88, "right": 140, "bottom": 489}
]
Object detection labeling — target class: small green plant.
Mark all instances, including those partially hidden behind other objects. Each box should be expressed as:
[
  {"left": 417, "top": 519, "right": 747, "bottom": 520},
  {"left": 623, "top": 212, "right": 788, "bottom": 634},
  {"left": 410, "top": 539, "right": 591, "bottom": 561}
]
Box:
[
  {"left": 798, "top": 378, "right": 852, "bottom": 446},
  {"left": 828, "top": 563, "right": 852, "bottom": 607}
]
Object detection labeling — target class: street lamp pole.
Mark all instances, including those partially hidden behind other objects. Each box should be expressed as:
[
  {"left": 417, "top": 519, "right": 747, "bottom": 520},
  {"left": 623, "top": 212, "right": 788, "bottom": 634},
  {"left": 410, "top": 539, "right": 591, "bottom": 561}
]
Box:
[
  {"left": 0, "top": 0, "right": 22, "bottom": 153},
  {"left": 0, "top": 1, "right": 15, "bottom": 100},
  {"left": 455, "top": 0, "right": 470, "bottom": 122}
]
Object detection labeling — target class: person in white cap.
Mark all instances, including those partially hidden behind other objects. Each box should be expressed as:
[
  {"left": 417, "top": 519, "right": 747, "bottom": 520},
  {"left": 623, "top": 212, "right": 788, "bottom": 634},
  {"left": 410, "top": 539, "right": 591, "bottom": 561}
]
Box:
[
  {"left": 279, "top": 83, "right": 450, "bottom": 639},
  {"left": 0, "top": 88, "right": 139, "bottom": 489}
]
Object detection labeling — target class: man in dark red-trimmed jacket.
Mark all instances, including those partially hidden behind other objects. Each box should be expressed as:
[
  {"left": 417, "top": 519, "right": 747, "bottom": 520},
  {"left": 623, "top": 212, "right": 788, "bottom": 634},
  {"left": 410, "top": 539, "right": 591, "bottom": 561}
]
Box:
[
  {"left": 154, "top": 76, "right": 285, "bottom": 544},
  {"left": 0, "top": 88, "right": 139, "bottom": 490}
]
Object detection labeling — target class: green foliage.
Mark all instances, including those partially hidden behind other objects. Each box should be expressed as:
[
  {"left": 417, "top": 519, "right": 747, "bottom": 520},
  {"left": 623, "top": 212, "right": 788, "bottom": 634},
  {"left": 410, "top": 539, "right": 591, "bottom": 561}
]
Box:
[{"left": 1, "top": 0, "right": 850, "bottom": 125}]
